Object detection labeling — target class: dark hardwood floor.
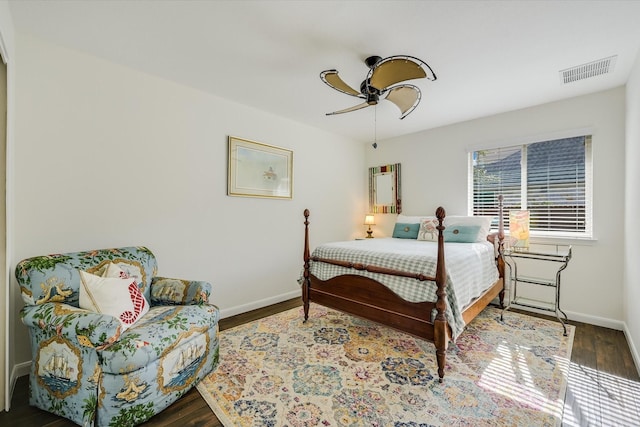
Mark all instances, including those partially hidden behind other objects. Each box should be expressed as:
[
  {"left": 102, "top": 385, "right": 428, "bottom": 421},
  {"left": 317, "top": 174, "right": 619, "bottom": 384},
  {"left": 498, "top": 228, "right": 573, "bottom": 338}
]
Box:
[{"left": 1, "top": 299, "right": 638, "bottom": 426}]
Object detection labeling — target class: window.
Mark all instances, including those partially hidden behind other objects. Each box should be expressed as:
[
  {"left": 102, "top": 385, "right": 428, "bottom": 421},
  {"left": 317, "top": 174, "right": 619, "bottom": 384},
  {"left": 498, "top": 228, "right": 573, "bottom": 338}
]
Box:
[{"left": 470, "top": 135, "right": 592, "bottom": 239}]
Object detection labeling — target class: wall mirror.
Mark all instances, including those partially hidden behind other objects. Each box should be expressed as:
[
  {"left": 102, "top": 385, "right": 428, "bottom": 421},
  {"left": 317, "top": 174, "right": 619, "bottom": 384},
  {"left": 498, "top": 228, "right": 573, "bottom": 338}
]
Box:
[{"left": 369, "top": 163, "right": 401, "bottom": 213}]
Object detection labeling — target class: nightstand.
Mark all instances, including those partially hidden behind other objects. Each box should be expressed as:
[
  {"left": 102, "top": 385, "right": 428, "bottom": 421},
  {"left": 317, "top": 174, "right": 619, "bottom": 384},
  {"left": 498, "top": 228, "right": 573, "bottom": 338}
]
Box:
[{"left": 502, "top": 244, "right": 572, "bottom": 335}]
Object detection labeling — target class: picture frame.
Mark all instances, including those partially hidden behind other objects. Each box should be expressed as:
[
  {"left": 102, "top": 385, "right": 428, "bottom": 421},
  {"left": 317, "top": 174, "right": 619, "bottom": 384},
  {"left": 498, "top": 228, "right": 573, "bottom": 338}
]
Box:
[
  {"left": 369, "top": 163, "right": 401, "bottom": 213},
  {"left": 227, "top": 136, "right": 293, "bottom": 199}
]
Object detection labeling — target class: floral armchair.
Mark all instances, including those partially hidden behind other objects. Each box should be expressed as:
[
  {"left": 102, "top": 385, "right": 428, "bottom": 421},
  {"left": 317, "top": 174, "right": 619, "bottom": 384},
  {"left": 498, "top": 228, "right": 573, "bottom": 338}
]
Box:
[{"left": 15, "top": 246, "right": 220, "bottom": 427}]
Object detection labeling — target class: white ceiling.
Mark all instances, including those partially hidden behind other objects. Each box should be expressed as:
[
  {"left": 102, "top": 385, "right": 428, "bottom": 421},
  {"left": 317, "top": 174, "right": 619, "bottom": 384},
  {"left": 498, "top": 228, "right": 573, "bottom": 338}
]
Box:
[{"left": 8, "top": 0, "right": 640, "bottom": 142}]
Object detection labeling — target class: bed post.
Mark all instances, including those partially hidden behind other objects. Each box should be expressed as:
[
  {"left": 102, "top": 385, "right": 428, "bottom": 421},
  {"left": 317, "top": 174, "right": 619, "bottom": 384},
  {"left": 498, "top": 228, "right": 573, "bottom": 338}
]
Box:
[
  {"left": 303, "top": 209, "right": 311, "bottom": 321},
  {"left": 496, "top": 195, "right": 506, "bottom": 308},
  {"left": 434, "top": 206, "right": 448, "bottom": 383}
]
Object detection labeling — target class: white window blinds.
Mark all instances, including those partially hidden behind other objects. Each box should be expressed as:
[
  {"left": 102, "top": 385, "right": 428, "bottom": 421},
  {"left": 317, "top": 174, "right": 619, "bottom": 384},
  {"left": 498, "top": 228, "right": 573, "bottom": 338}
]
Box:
[{"left": 470, "top": 135, "right": 592, "bottom": 238}]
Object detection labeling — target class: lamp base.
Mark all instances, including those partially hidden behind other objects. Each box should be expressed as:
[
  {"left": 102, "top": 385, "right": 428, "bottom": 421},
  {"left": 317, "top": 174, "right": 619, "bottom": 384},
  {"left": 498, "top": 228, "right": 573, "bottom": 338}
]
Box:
[{"left": 366, "top": 229, "right": 374, "bottom": 238}]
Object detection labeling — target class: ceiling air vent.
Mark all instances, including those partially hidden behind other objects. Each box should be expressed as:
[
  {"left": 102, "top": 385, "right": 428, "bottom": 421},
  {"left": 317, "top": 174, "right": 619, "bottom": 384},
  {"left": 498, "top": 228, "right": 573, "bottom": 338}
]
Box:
[{"left": 559, "top": 55, "right": 617, "bottom": 84}]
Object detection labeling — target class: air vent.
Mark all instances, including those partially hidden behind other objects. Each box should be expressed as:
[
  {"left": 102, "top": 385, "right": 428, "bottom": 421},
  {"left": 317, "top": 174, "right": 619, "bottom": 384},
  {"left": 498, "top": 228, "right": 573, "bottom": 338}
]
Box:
[{"left": 559, "top": 55, "right": 617, "bottom": 84}]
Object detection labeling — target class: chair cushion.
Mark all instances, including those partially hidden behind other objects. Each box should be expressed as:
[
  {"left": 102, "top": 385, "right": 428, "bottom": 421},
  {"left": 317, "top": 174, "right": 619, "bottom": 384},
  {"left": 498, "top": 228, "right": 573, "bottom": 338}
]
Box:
[{"left": 98, "top": 304, "right": 219, "bottom": 375}]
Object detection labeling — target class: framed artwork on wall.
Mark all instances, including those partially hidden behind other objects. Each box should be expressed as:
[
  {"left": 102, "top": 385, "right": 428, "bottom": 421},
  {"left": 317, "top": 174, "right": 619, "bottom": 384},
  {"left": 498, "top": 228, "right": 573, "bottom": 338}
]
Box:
[{"left": 227, "top": 136, "right": 293, "bottom": 199}]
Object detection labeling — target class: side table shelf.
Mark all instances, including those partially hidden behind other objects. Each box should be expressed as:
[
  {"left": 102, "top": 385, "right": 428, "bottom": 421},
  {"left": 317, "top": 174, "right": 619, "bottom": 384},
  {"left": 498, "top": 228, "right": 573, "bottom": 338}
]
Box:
[{"left": 502, "top": 244, "right": 572, "bottom": 336}]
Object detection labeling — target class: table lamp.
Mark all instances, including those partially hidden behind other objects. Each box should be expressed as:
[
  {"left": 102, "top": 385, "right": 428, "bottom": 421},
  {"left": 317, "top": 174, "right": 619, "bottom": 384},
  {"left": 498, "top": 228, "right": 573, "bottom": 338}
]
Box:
[{"left": 364, "top": 214, "right": 376, "bottom": 238}]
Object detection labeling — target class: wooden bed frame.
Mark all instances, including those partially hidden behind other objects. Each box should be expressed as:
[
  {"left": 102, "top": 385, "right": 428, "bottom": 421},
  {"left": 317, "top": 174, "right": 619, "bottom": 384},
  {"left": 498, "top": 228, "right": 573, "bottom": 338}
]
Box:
[{"left": 302, "top": 202, "right": 506, "bottom": 382}]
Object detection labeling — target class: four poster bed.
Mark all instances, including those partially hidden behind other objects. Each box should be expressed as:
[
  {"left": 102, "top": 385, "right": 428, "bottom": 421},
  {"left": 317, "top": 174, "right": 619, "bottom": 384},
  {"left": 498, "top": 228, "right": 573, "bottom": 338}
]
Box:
[{"left": 301, "top": 201, "right": 506, "bottom": 382}]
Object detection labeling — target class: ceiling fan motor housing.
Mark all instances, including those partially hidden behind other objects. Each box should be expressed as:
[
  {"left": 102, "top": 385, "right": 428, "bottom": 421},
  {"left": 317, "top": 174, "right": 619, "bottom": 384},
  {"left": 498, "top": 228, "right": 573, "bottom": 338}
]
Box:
[{"left": 360, "top": 79, "right": 380, "bottom": 105}]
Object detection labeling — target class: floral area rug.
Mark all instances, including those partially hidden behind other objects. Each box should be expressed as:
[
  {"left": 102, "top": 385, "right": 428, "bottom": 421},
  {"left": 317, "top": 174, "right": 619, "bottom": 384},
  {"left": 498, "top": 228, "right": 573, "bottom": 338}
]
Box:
[{"left": 197, "top": 304, "right": 574, "bottom": 426}]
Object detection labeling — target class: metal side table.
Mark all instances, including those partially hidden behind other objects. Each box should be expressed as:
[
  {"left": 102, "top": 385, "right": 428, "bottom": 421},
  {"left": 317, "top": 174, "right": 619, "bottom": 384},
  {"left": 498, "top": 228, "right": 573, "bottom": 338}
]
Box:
[{"left": 502, "top": 244, "right": 572, "bottom": 336}]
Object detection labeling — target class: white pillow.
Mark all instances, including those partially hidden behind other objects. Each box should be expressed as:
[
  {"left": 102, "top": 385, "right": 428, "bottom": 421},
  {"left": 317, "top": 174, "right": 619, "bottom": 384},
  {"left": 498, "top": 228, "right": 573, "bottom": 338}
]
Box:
[
  {"left": 445, "top": 216, "right": 494, "bottom": 242},
  {"left": 396, "top": 214, "right": 424, "bottom": 224},
  {"left": 79, "top": 263, "right": 149, "bottom": 331}
]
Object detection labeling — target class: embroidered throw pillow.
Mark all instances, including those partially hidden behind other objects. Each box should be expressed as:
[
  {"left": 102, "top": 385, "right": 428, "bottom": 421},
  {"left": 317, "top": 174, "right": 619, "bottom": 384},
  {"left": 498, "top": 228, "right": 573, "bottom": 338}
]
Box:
[
  {"left": 79, "top": 263, "right": 149, "bottom": 331},
  {"left": 417, "top": 217, "right": 440, "bottom": 241}
]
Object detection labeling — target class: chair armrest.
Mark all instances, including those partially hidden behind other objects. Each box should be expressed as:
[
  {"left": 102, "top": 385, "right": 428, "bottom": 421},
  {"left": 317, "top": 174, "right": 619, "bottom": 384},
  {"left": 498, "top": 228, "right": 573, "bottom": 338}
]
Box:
[
  {"left": 20, "top": 302, "right": 122, "bottom": 350},
  {"left": 150, "top": 277, "right": 213, "bottom": 306}
]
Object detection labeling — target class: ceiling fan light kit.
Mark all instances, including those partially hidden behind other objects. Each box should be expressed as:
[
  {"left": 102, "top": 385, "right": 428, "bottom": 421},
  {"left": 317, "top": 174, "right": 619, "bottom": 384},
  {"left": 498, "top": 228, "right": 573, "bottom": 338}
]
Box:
[{"left": 320, "top": 55, "right": 436, "bottom": 119}]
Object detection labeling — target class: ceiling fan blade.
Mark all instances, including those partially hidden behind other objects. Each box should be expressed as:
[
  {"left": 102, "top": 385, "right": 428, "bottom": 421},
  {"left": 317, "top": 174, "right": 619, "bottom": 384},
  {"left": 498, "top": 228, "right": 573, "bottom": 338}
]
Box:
[
  {"left": 320, "top": 70, "right": 362, "bottom": 97},
  {"left": 325, "top": 102, "right": 371, "bottom": 116},
  {"left": 369, "top": 55, "right": 436, "bottom": 91},
  {"left": 385, "top": 84, "right": 422, "bottom": 119}
]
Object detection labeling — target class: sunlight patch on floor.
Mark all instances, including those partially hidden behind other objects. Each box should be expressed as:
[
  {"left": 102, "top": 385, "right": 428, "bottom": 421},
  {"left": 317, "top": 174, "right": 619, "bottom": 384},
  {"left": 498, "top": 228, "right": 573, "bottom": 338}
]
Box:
[
  {"left": 478, "top": 341, "right": 569, "bottom": 423},
  {"left": 562, "top": 362, "right": 640, "bottom": 427}
]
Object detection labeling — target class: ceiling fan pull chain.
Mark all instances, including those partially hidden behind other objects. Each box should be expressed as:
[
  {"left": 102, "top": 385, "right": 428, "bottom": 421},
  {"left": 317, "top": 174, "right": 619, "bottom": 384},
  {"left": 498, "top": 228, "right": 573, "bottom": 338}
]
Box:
[{"left": 373, "top": 105, "right": 378, "bottom": 149}]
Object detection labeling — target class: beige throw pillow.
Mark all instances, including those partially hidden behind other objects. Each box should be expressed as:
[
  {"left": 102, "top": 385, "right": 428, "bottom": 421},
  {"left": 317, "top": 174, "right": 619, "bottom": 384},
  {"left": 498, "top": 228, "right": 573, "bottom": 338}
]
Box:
[{"left": 417, "top": 217, "right": 440, "bottom": 241}]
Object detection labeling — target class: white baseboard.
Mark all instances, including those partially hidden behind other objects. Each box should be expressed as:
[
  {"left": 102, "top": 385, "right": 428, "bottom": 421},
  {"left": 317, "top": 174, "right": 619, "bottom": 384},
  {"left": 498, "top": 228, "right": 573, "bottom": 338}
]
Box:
[
  {"left": 508, "top": 303, "right": 624, "bottom": 330},
  {"left": 622, "top": 322, "right": 640, "bottom": 377},
  {"left": 222, "top": 294, "right": 626, "bottom": 332},
  {"left": 14, "top": 361, "right": 30, "bottom": 379},
  {"left": 563, "top": 309, "right": 625, "bottom": 331},
  {"left": 218, "top": 290, "right": 300, "bottom": 319},
  {"left": 221, "top": 294, "right": 624, "bottom": 332},
  {"left": 8, "top": 360, "right": 31, "bottom": 409}
]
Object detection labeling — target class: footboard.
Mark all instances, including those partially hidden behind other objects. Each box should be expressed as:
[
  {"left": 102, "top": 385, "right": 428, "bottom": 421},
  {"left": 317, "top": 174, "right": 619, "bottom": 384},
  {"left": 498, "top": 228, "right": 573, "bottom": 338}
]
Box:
[
  {"left": 302, "top": 207, "right": 450, "bottom": 380},
  {"left": 307, "top": 274, "right": 440, "bottom": 341}
]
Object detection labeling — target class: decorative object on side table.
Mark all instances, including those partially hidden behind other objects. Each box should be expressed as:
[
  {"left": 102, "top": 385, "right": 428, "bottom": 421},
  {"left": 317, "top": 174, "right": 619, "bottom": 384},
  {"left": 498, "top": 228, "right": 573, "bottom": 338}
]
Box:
[
  {"left": 364, "top": 214, "right": 375, "bottom": 238},
  {"left": 509, "top": 210, "right": 530, "bottom": 250}
]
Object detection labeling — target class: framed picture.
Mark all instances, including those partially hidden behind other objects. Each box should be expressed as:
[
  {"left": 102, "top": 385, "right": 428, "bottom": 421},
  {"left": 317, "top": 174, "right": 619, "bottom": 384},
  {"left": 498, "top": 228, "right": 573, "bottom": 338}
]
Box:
[
  {"left": 369, "top": 163, "right": 401, "bottom": 213},
  {"left": 227, "top": 136, "right": 293, "bottom": 199}
]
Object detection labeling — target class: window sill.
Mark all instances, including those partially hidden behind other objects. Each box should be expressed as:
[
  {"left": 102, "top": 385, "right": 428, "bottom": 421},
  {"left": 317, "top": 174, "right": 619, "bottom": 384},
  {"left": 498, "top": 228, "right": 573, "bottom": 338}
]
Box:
[
  {"left": 495, "top": 231, "right": 597, "bottom": 246},
  {"left": 528, "top": 236, "right": 597, "bottom": 246}
]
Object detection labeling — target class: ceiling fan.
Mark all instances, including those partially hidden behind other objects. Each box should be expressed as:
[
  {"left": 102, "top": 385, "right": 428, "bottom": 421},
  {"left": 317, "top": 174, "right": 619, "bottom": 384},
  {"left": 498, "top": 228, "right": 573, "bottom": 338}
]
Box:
[{"left": 320, "top": 55, "right": 437, "bottom": 119}]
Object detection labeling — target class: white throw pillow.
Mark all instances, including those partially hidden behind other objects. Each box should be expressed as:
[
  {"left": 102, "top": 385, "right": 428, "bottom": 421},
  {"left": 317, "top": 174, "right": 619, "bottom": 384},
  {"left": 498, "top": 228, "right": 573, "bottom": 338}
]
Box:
[
  {"left": 79, "top": 264, "right": 149, "bottom": 331},
  {"left": 396, "top": 214, "right": 424, "bottom": 224}
]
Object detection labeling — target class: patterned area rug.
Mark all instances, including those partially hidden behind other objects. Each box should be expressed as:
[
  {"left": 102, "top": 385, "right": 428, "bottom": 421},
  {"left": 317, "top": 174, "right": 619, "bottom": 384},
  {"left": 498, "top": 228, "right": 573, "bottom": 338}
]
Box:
[{"left": 197, "top": 304, "right": 574, "bottom": 426}]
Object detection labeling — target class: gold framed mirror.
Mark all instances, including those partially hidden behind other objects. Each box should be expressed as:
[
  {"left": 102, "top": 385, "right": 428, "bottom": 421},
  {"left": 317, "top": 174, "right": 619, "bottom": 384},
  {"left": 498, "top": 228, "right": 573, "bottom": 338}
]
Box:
[{"left": 369, "top": 163, "right": 401, "bottom": 213}]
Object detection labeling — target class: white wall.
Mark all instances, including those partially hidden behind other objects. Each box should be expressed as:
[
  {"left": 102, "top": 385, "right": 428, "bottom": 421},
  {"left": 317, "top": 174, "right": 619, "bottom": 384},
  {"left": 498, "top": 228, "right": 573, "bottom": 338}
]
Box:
[
  {"left": 10, "top": 33, "right": 365, "bottom": 370},
  {"left": 368, "top": 88, "right": 626, "bottom": 328},
  {"left": 0, "top": 0, "right": 15, "bottom": 412},
  {"left": 624, "top": 51, "right": 640, "bottom": 369}
]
